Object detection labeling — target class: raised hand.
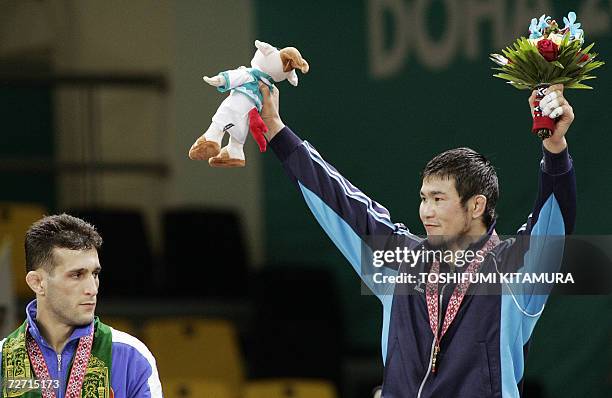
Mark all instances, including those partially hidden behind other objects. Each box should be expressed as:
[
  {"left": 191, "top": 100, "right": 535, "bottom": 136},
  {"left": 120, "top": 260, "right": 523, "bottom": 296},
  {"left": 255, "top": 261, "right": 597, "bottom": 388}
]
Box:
[
  {"left": 259, "top": 83, "right": 285, "bottom": 140},
  {"left": 528, "top": 84, "right": 573, "bottom": 153}
]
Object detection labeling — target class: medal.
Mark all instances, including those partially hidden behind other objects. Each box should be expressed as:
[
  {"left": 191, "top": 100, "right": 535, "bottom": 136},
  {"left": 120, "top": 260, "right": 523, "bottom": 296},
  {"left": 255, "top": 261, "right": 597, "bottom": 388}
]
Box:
[
  {"left": 26, "top": 324, "right": 94, "bottom": 398},
  {"left": 425, "top": 234, "right": 500, "bottom": 373}
]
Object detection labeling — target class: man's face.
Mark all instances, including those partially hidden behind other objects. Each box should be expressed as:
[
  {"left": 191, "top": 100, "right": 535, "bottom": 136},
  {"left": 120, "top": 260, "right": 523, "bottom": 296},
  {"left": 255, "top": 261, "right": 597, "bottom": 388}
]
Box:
[
  {"left": 42, "top": 248, "right": 101, "bottom": 327},
  {"left": 419, "top": 176, "right": 471, "bottom": 241}
]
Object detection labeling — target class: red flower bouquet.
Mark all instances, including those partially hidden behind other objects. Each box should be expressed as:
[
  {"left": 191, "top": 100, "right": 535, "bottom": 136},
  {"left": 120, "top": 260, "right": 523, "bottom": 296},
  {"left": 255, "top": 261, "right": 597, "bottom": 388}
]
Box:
[{"left": 490, "top": 12, "right": 604, "bottom": 139}]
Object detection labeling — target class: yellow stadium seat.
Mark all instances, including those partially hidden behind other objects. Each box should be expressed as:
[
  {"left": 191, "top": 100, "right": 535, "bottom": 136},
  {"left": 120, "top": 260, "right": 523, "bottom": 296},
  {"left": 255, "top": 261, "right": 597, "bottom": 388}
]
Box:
[
  {"left": 163, "top": 378, "right": 236, "bottom": 398},
  {"left": 142, "top": 318, "right": 244, "bottom": 393},
  {"left": 0, "top": 203, "right": 47, "bottom": 300},
  {"left": 102, "top": 316, "right": 137, "bottom": 337},
  {"left": 244, "top": 379, "right": 338, "bottom": 398}
]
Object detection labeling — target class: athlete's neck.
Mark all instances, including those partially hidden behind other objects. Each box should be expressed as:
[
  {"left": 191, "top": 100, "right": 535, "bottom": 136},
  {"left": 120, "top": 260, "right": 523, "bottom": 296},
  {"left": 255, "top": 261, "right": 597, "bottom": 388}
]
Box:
[
  {"left": 35, "top": 302, "right": 74, "bottom": 353},
  {"left": 447, "top": 223, "right": 488, "bottom": 253}
]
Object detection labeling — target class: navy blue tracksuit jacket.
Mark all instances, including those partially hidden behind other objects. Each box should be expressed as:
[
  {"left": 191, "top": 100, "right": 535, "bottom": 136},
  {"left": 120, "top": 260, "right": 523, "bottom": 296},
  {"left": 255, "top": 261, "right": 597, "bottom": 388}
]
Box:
[{"left": 270, "top": 126, "right": 576, "bottom": 397}]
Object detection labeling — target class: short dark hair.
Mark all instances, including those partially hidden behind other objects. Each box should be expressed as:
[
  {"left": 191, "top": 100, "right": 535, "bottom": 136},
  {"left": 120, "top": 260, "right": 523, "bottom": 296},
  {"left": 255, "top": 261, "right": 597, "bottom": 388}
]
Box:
[
  {"left": 422, "top": 147, "right": 499, "bottom": 228},
  {"left": 25, "top": 213, "right": 103, "bottom": 272}
]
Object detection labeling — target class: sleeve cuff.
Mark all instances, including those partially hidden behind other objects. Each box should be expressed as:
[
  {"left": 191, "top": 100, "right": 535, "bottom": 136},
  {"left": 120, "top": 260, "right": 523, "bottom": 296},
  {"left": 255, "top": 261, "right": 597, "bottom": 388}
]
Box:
[
  {"left": 217, "top": 71, "right": 230, "bottom": 93},
  {"left": 541, "top": 145, "right": 572, "bottom": 175},
  {"left": 269, "top": 126, "right": 303, "bottom": 162}
]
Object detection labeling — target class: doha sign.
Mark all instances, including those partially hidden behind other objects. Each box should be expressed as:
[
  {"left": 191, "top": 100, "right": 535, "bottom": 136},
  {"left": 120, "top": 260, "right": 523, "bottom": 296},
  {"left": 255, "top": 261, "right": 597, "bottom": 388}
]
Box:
[{"left": 367, "top": 0, "right": 612, "bottom": 77}]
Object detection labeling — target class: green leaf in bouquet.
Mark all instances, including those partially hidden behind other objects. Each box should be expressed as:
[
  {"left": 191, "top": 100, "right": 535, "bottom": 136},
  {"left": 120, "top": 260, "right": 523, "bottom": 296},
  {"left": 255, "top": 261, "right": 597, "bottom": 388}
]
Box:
[
  {"left": 565, "top": 82, "right": 594, "bottom": 89},
  {"left": 558, "top": 40, "right": 581, "bottom": 60},
  {"left": 524, "top": 44, "right": 545, "bottom": 63},
  {"left": 581, "top": 64, "right": 597, "bottom": 73},
  {"left": 590, "top": 60, "right": 604, "bottom": 68},
  {"left": 561, "top": 32, "right": 570, "bottom": 47},
  {"left": 549, "top": 76, "right": 573, "bottom": 84},
  {"left": 587, "top": 52, "right": 599, "bottom": 61},
  {"left": 493, "top": 73, "right": 531, "bottom": 85},
  {"left": 501, "top": 59, "right": 538, "bottom": 83},
  {"left": 561, "top": 48, "right": 585, "bottom": 74},
  {"left": 504, "top": 48, "right": 524, "bottom": 64},
  {"left": 493, "top": 73, "right": 515, "bottom": 83},
  {"left": 525, "top": 50, "right": 551, "bottom": 80},
  {"left": 517, "top": 37, "right": 528, "bottom": 48},
  {"left": 509, "top": 82, "right": 531, "bottom": 90},
  {"left": 491, "top": 29, "right": 604, "bottom": 91},
  {"left": 581, "top": 42, "right": 595, "bottom": 55},
  {"left": 582, "top": 60, "right": 604, "bottom": 73},
  {"left": 516, "top": 68, "right": 538, "bottom": 83},
  {"left": 551, "top": 61, "right": 565, "bottom": 69},
  {"left": 548, "top": 68, "right": 565, "bottom": 82}
]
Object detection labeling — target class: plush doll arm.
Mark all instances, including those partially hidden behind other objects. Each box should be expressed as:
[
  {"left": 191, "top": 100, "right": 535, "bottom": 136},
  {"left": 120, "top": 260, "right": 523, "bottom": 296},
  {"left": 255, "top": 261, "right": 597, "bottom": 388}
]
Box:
[
  {"left": 203, "top": 75, "right": 224, "bottom": 87},
  {"left": 203, "top": 68, "right": 255, "bottom": 93}
]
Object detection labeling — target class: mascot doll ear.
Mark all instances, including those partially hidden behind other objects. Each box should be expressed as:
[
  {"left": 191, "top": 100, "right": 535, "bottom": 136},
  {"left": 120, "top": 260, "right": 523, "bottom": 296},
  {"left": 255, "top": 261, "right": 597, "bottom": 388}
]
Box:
[
  {"left": 287, "top": 70, "right": 299, "bottom": 86},
  {"left": 254, "top": 40, "right": 276, "bottom": 56},
  {"left": 280, "top": 48, "right": 310, "bottom": 73}
]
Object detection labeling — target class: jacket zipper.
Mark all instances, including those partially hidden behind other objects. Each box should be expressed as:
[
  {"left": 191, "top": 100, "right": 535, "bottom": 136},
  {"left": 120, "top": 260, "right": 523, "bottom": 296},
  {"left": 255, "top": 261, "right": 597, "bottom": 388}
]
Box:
[
  {"left": 57, "top": 353, "right": 63, "bottom": 397},
  {"left": 416, "top": 283, "right": 448, "bottom": 398}
]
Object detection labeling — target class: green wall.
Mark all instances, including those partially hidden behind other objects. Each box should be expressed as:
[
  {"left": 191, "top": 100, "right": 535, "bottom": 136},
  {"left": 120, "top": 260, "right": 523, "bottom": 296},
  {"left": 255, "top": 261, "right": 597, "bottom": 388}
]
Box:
[
  {"left": 0, "top": 86, "right": 54, "bottom": 210},
  {"left": 258, "top": 1, "right": 611, "bottom": 396}
]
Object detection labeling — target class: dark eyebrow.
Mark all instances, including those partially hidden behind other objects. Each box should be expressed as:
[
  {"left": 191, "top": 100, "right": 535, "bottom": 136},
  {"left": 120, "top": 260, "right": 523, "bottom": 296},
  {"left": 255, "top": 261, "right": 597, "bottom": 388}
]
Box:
[
  {"left": 420, "top": 190, "right": 447, "bottom": 196},
  {"left": 66, "top": 266, "right": 102, "bottom": 274}
]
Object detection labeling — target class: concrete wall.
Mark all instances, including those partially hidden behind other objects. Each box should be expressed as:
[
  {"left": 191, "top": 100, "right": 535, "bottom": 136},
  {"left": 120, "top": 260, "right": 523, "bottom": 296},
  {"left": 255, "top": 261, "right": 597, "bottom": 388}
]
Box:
[
  {"left": 1, "top": 0, "right": 263, "bottom": 265},
  {"left": 174, "top": 0, "right": 264, "bottom": 264}
]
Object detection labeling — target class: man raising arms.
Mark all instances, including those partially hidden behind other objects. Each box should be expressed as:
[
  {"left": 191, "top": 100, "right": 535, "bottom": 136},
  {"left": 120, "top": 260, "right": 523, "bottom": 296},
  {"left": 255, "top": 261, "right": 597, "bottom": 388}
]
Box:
[{"left": 256, "top": 84, "right": 575, "bottom": 397}]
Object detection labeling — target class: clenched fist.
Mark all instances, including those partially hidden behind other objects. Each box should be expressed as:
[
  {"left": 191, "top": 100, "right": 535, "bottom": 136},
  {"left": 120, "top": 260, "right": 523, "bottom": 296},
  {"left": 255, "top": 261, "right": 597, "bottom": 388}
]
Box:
[{"left": 529, "top": 84, "right": 573, "bottom": 153}]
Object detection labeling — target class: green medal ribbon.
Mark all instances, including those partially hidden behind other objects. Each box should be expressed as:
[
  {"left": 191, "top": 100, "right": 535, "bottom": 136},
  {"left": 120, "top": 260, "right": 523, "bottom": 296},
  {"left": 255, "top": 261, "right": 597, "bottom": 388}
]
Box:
[{"left": 2, "top": 318, "right": 112, "bottom": 398}]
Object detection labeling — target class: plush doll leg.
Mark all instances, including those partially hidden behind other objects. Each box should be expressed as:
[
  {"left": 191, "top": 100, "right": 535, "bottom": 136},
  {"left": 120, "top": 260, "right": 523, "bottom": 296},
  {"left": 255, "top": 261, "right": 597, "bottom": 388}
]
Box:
[
  {"left": 188, "top": 123, "right": 223, "bottom": 160},
  {"left": 209, "top": 136, "right": 246, "bottom": 168}
]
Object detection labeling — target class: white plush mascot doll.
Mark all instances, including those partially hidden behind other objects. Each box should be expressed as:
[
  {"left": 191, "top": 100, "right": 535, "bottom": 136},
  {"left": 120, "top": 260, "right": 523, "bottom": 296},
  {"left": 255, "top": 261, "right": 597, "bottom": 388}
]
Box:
[{"left": 189, "top": 40, "right": 309, "bottom": 167}]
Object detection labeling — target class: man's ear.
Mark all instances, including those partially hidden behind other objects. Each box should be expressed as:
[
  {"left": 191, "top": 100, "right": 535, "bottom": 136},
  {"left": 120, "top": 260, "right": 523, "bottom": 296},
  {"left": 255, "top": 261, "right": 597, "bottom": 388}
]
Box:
[
  {"left": 26, "top": 270, "right": 45, "bottom": 296},
  {"left": 470, "top": 195, "right": 487, "bottom": 219}
]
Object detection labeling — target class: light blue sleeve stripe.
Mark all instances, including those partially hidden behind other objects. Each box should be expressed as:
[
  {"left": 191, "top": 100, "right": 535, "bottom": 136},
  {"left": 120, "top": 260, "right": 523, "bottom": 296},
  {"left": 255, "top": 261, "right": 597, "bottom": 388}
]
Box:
[
  {"left": 298, "top": 182, "right": 397, "bottom": 363},
  {"left": 381, "top": 294, "right": 394, "bottom": 365},
  {"left": 515, "top": 194, "right": 565, "bottom": 313},
  {"left": 500, "top": 194, "right": 565, "bottom": 397},
  {"left": 500, "top": 296, "right": 523, "bottom": 398},
  {"left": 298, "top": 182, "right": 398, "bottom": 297},
  {"left": 302, "top": 142, "right": 398, "bottom": 230}
]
